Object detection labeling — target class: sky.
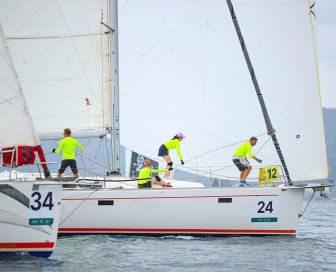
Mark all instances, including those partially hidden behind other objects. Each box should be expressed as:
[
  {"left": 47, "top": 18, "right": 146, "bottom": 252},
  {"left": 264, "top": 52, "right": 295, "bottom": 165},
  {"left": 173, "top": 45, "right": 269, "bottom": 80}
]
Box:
[{"left": 316, "top": 0, "right": 336, "bottom": 108}]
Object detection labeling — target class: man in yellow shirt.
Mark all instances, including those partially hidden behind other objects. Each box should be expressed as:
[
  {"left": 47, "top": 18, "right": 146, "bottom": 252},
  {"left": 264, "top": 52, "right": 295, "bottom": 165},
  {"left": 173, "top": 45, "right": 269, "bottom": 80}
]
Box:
[
  {"left": 52, "top": 128, "right": 84, "bottom": 178},
  {"left": 138, "top": 159, "right": 173, "bottom": 188},
  {"left": 232, "top": 136, "right": 262, "bottom": 186}
]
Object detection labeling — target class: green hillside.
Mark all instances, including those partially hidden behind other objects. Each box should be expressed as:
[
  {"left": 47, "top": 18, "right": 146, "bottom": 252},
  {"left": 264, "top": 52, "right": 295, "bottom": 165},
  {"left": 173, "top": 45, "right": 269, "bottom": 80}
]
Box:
[{"left": 323, "top": 108, "right": 336, "bottom": 182}]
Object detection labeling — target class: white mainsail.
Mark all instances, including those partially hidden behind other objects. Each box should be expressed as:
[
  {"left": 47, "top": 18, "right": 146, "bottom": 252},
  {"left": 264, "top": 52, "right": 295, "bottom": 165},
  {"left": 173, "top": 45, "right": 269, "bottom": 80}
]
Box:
[
  {"left": 117, "top": 0, "right": 328, "bottom": 181},
  {"left": 0, "top": 0, "right": 111, "bottom": 139},
  {"left": 0, "top": 0, "right": 328, "bottom": 182},
  {"left": 0, "top": 23, "right": 40, "bottom": 148}
]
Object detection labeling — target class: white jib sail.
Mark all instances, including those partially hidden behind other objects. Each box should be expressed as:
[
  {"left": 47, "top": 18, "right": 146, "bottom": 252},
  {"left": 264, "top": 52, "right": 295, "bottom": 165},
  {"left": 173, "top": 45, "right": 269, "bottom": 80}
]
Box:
[
  {"left": 0, "top": 22, "right": 40, "bottom": 148},
  {"left": 0, "top": 0, "right": 111, "bottom": 139},
  {"left": 117, "top": 0, "right": 328, "bottom": 181}
]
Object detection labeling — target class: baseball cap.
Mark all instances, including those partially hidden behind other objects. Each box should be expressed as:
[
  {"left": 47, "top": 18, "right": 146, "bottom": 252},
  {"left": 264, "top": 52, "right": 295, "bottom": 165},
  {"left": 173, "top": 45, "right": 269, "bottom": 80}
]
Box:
[{"left": 176, "top": 132, "right": 186, "bottom": 138}]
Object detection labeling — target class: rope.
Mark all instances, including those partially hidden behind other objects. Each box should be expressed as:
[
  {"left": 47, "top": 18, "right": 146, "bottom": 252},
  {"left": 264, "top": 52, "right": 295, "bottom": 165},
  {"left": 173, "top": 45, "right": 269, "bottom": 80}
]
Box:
[{"left": 173, "top": 130, "right": 275, "bottom": 181}]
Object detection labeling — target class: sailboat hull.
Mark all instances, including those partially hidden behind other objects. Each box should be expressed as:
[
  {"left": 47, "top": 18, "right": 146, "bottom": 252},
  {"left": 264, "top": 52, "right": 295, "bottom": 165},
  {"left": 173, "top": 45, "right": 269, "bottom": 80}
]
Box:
[
  {"left": 0, "top": 182, "right": 62, "bottom": 258},
  {"left": 59, "top": 185, "right": 304, "bottom": 236}
]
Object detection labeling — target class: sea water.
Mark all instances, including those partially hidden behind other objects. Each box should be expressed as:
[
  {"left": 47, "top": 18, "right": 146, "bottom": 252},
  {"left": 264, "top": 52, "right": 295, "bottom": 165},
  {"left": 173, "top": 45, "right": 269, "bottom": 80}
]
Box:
[{"left": 1, "top": 201, "right": 335, "bottom": 272}]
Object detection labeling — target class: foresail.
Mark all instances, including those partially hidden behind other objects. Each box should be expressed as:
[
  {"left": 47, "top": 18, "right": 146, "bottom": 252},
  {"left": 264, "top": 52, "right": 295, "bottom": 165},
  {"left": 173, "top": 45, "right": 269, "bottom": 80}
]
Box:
[
  {"left": 0, "top": 0, "right": 111, "bottom": 139},
  {"left": 118, "top": 0, "right": 328, "bottom": 181},
  {"left": 0, "top": 23, "right": 40, "bottom": 148}
]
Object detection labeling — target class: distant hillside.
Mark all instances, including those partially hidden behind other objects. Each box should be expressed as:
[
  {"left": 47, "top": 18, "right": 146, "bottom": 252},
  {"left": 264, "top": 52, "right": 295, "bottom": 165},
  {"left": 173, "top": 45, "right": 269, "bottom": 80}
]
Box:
[{"left": 323, "top": 108, "right": 336, "bottom": 182}]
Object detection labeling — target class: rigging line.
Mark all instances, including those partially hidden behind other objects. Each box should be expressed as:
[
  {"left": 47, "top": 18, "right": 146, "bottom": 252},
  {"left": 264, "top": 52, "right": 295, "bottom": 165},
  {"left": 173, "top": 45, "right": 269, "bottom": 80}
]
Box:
[
  {"left": 226, "top": 0, "right": 292, "bottom": 185},
  {"left": 54, "top": 1, "right": 96, "bottom": 98},
  {"left": 308, "top": 0, "right": 328, "bottom": 176},
  {"left": 100, "top": 10, "right": 105, "bottom": 133},
  {"left": 246, "top": 4, "right": 303, "bottom": 111},
  {"left": 254, "top": 130, "right": 275, "bottom": 155},
  {"left": 121, "top": 46, "right": 206, "bottom": 91},
  {"left": 197, "top": 1, "right": 210, "bottom": 172},
  {"left": 174, "top": 132, "right": 274, "bottom": 180},
  {"left": 10, "top": 1, "right": 46, "bottom": 38},
  {"left": 121, "top": 0, "right": 181, "bottom": 61},
  {"left": 121, "top": 16, "right": 205, "bottom": 72},
  {"left": 1, "top": 1, "right": 20, "bottom": 24},
  {"left": 6, "top": 32, "right": 103, "bottom": 40},
  {"left": 52, "top": 139, "right": 109, "bottom": 169},
  {"left": 177, "top": 130, "right": 274, "bottom": 167},
  {"left": 59, "top": 189, "right": 98, "bottom": 227},
  {"left": 118, "top": 0, "right": 146, "bottom": 33},
  {"left": 233, "top": 1, "right": 306, "bottom": 6},
  {"left": 19, "top": 51, "right": 77, "bottom": 84},
  {"left": 138, "top": 4, "right": 203, "bottom": 59}
]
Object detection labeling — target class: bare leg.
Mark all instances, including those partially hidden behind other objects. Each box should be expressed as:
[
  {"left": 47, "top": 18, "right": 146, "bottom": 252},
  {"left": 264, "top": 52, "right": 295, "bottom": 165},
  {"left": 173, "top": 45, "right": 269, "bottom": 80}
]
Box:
[
  {"left": 74, "top": 173, "right": 79, "bottom": 177},
  {"left": 57, "top": 172, "right": 62, "bottom": 178},
  {"left": 163, "top": 155, "right": 172, "bottom": 178},
  {"left": 152, "top": 177, "right": 168, "bottom": 187},
  {"left": 242, "top": 166, "right": 252, "bottom": 181},
  {"left": 240, "top": 171, "right": 244, "bottom": 182}
]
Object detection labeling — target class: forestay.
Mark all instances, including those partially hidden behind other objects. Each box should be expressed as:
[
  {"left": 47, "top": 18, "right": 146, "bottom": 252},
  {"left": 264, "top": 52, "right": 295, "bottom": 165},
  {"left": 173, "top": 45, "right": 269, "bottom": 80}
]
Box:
[
  {"left": 0, "top": 0, "right": 111, "bottom": 139},
  {"left": 118, "top": 0, "right": 328, "bottom": 181},
  {"left": 0, "top": 23, "right": 40, "bottom": 148}
]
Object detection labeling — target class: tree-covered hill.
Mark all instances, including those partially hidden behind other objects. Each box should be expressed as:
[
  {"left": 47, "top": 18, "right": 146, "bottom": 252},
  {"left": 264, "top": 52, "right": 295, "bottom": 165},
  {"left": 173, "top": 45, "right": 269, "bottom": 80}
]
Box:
[{"left": 323, "top": 108, "right": 336, "bottom": 182}]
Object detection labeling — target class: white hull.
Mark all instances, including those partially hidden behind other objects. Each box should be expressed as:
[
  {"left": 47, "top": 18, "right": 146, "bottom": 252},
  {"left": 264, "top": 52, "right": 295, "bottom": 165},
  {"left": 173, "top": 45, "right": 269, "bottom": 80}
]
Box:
[
  {"left": 59, "top": 181, "right": 307, "bottom": 236},
  {"left": 0, "top": 181, "right": 62, "bottom": 258}
]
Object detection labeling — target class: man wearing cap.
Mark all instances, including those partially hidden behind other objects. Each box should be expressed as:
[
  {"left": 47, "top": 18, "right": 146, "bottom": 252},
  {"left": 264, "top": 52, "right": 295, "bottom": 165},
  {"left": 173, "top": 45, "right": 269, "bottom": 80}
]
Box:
[
  {"left": 52, "top": 128, "right": 84, "bottom": 178},
  {"left": 138, "top": 159, "right": 173, "bottom": 188},
  {"left": 158, "top": 132, "right": 185, "bottom": 178},
  {"left": 232, "top": 136, "right": 262, "bottom": 186}
]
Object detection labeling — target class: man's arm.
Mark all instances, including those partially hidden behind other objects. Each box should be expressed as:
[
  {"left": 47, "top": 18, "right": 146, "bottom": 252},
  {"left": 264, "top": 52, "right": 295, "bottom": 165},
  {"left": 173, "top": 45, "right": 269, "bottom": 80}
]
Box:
[
  {"left": 55, "top": 140, "right": 64, "bottom": 153},
  {"left": 75, "top": 140, "right": 84, "bottom": 150}
]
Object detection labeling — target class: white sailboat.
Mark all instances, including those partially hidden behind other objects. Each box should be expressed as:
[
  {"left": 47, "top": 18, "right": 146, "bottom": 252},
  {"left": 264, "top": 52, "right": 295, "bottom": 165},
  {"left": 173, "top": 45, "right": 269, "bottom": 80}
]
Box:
[
  {"left": 0, "top": 0, "right": 332, "bottom": 236},
  {"left": 0, "top": 23, "right": 62, "bottom": 257}
]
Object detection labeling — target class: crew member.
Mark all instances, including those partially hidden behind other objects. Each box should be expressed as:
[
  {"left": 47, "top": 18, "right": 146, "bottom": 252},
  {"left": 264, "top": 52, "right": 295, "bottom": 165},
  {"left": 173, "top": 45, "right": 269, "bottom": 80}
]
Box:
[
  {"left": 232, "top": 136, "right": 262, "bottom": 186},
  {"left": 53, "top": 128, "right": 84, "bottom": 178},
  {"left": 158, "top": 132, "right": 185, "bottom": 178},
  {"left": 138, "top": 159, "right": 173, "bottom": 188}
]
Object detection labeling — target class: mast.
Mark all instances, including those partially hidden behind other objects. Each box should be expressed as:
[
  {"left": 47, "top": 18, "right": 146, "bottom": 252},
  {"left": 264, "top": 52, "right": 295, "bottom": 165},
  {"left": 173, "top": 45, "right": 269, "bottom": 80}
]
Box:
[
  {"left": 226, "top": 0, "right": 293, "bottom": 185},
  {"left": 109, "top": 0, "right": 120, "bottom": 174}
]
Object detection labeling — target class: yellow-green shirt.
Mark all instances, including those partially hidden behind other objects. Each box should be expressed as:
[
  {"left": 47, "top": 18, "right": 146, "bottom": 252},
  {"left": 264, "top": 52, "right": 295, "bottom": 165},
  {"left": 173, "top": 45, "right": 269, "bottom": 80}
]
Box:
[
  {"left": 233, "top": 142, "right": 254, "bottom": 158},
  {"left": 138, "top": 167, "right": 168, "bottom": 184},
  {"left": 55, "top": 137, "right": 84, "bottom": 159},
  {"left": 164, "top": 139, "right": 182, "bottom": 160}
]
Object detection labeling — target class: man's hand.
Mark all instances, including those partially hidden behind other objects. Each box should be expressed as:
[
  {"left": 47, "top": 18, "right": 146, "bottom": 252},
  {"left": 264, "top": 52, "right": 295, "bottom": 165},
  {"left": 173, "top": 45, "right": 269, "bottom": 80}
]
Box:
[
  {"left": 256, "top": 158, "right": 262, "bottom": 163},
  {"left": 52, "top": 148, "right": 56, "bottom": 153},
  {"left": 181, "top": 160, "right": 184, "bottom": 165},
  {"left": 168, "top": 167, "right": 173, "bottom": 171}
]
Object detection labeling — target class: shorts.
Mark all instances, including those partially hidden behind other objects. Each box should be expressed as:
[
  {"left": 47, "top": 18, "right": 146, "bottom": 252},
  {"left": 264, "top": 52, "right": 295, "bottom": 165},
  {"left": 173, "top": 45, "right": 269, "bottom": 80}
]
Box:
[
  {"left": 138, "top": 180, "right": 152, "bottom": 188},
  {"left": 232, "top": 156, "right": 250, "bottom": 172},
  {"left": 158, "top": 144, "right": 169, "bottom": 156},
  {"left": 58, "top": 159, "right": 78, "bottom": 174}
]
